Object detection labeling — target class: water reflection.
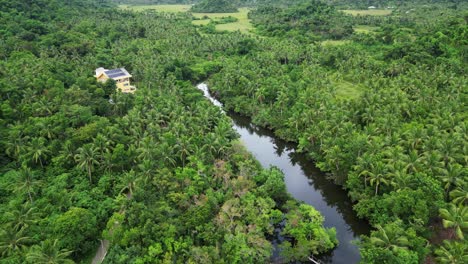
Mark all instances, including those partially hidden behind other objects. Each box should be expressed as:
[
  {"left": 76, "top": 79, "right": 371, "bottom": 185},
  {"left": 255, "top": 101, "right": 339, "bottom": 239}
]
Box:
[
  {"left": 229, "top": 111, "right": 371, "bottom": 264},
  {"left": 197, "top": 83, "right": 371, "bottom": 264}
]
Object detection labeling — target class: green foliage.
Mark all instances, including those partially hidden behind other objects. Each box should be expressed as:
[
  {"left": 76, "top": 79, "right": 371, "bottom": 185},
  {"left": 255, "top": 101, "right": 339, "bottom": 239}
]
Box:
[
  {"left": 439, "top": 204, "right": 468, "bottom": 240},
  {"left": 191, "top": 0, "right": 239, "bottom": 13},
  {"left": 280, "top": 203, "right": 338, "bottom": 261},
  {"left": 434, "top": 240, "right": 468, "bottom": 264},
  {"left": 1, "top": 0, "right": 466, "bottom": 263},
  {"left": 255, "top": 168, "right": 289, "bottom": 205},
  {"left": 54, "top": 207, "right": 98, "bottom": 257},
  {"left": 0, "top": 2, "right": 338, "bottom": 263},
  {"left": 26, "top": 239, "right": 74, "bottom": 264},
  {"left": 249, "top": 0, "right": 355, "bottom": 41},
  {"left": 359, "top": 221, "right": 426, "bottom": 263},
  {"left": 189, "top": 61, "right": 223, "bottom": 81},
  {"left": 207, "top": 2, "right": 466, "bottom": 262}
]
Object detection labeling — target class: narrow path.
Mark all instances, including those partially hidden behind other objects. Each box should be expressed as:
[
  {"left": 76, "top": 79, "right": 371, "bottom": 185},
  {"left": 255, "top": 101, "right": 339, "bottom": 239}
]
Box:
[
  {"left": 91, "top": 240, "right": 109, "bottom": 264},
  {"left": 91, "top": 192, "right": 132, "bottom": 264}
]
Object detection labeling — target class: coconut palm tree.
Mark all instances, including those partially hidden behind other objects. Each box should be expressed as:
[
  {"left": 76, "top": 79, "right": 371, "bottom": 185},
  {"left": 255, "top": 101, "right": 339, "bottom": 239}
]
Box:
[
  {"left": 26, "top": 239, "right": 74, "bottom": 264},
  {"left": 0, "top": 227, "right": 30, "bottom": 258},
  {"left": 92, "top": 133, "right": 111, "bottom": 161},
  {"left": 389, "top": 170, "right": 414, "bottom": 191},
  {"left": 4, "top": 203, "right": 39, "bottom": 231},
  {"left": 28, "top": 137, "right": 50, "bottom": 168},
  {"left": 423, "top": 150, "right": 444, "bottom": 176},
  {"left": 137, "top": 159, "right": 155, "bottom": 185},
  {"left": 369, "top": 225, "right": 409, "bottom": 252},
  {"left": 119, "top": 170, "right": 140, "bottom": 197},
  {"left": 439, "top": 204, "right": 468, "bottom": 239},
  {"left": 34, "top": 99, "right": 54, "bottom": 117},
  {"left": 5, "top": 129, "right": 28, "bottom": 159},
  {"left": 450, "top": 180, "right": 467, "bottom": 206},
  {"left": 101, "top": 149, "right": 114, "bottom": 173},
  {"left": 158, "top": 143, "right": 176, "bottom": 168},
  {"left": 60, "top": 140, "right": 75, "bottom": 166},
  {"left": 439, "top": 164, "right": 464, "bottom": 199},
  {"left": 323, "top": 145, "right": 343, "bottom": 179},
  {"left": 403, "top": 150, "right": 422, "bottom": 173},
  {"left": 439, "top": 137, "right": 458, "bottom": 165},
  {"left": 434, "top": 240, "right": 467, "bottom": 264},
  {"left": 354, "top": 153, "right": 376, "bottom": 188},
  {"left": 137, "top": 137, "right": 155, "bottom": 162},
  {"left": 74, "top": 144, "right": 100, "bottom": 183},
  {"left": 11, "top": 167, "right": 41, "bottom": 203},
  {"left": 365, "top": 162, "right": 390, "bottom": 196},
  {"left": 36, "top": 121, "right": 55, "bottom": 139},
  {"left": 175, "top": 136, "right": 191, "bottom": 167}
]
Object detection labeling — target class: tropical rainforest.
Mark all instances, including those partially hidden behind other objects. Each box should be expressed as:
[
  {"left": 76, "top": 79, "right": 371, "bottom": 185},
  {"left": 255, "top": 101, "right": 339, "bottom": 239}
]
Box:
[{"left": 0, "top": 0, "right": 466, "bottom": 264}]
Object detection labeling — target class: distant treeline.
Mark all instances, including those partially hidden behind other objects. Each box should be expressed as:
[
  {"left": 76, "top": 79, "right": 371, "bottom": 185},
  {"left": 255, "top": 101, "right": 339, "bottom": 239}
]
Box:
[
  {"left": 112, "top": 0, "right": 468, "bottom": 8},
  {"left": 328, "top": 0, "right": 468, "bottom": 9},
  {"left": 110, "top": 0, "right": 195, "bottom": 5},
  {"left": 250, "top": 0, "right": 355, "bottom": 40},
  {"left": 191, "top": 0, "right": 238, "bottom": 13}
]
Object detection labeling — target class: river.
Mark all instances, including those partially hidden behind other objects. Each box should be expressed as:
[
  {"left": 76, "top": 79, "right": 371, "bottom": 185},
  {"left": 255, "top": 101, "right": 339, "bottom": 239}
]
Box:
[{"left": 197, "top": 83, "right": 371, "bottom": 264}]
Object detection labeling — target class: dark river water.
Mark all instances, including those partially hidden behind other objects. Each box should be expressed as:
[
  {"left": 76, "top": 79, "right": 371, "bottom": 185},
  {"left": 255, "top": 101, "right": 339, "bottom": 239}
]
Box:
[{"left": 197, "top": 84, "right": 371, "bottom": 264}]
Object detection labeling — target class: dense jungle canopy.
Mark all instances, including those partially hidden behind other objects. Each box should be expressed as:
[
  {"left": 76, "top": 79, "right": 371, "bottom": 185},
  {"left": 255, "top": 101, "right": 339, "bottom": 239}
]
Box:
[{"left": 0, "top": 0, "right": 466, "bottom": 263}]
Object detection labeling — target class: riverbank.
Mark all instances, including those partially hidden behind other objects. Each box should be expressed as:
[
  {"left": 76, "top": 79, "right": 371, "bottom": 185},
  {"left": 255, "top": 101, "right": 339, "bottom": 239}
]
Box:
[{"left": 198, "top": 83, "right": 371, "bottom": 263}]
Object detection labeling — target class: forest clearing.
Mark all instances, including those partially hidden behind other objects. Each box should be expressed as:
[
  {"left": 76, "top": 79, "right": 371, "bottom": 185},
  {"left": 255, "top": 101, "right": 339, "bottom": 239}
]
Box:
[
  {"left": 119, "top": 4, "right": 254, "bottom": 33},
  {"left": 342, "top": 9, "right": 393, "bottom": 16}
]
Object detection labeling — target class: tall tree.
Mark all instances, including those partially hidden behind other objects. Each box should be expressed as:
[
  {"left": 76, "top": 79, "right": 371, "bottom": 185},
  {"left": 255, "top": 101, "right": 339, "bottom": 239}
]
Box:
[
  {"left": 369, "top": 225, "right": 409, "bottom": 252},
  {"left": 439, "top": 204, "right": 468, "bottom": 240},
  {"left": 74, "top": 144, "right": 100, "bottom": 183},
  {"left": 450, "top": 181, "right": 467, "bottom": 206},
  {"left": 27, "top": 137, "right": 50, "bottom": 167},
  {"left": 9, "top": 167, "right": 41, "bottom": 203},
  {"left": 362, "top": 161, "right": 390, "bottom": 196},
  {"left": 26, "top": 239, "right": 74, "bottom": 264},
  {"left": 439, "top": 164, "right": 464, "bottom": 199},
  {"left": 434, "top": 240, "right": 468, "bottom": 264},
  {"left": 4, "top": 203, "right": 39, "bottom": 231},
  {"left": 0, "top": 227, "right": 30, "bottom": 258}
]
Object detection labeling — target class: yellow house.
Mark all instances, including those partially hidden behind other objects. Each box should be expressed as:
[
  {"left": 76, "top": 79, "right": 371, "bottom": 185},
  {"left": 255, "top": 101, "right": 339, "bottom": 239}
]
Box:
[{"left": 95, "top": 67, "right": 136, "bottom": 93}]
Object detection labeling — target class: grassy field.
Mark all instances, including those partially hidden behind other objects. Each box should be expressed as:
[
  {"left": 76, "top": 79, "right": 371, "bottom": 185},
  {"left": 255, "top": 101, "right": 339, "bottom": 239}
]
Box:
[
  {"left": 215, "top": 21, "right": 252, "bottom": 33},
  {"left": 119, "top": 5, "right": 253, "bottom": 33},
  {"left": 342, "top": 9, "right": 392, "bottom": 16},
  {"left": 354, "top": 25, "right": 380, "bottom": 34},
  {"left": 195, "top": 8, "right": 253, "bottom": 33},
  {"left": 321, "top": 40, "right": 351, "bottom": 46},
  {"left": 192, "top": 20, "right": 211, "bottom": 26},
  {"left": 320, "top": 26, "right": 379, "bottom": 45}
]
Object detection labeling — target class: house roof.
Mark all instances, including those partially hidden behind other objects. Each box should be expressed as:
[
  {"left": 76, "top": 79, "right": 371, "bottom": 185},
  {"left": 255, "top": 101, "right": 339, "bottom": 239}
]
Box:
[{"left": 95, "top": 67, "right": 132, "bottom": 79}]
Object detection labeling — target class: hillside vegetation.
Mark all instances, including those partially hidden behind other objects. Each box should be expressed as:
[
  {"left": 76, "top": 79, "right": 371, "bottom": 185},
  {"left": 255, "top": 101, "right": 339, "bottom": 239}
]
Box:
[
  {"left": 250, "top": 0, "right": 355, "bottom": 40},
  {"left": 191, "top": 0, "right": 239, "bottom": 13}
]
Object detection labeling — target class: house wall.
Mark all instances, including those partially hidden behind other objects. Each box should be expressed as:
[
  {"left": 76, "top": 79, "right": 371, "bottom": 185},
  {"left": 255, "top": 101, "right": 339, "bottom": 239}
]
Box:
[
  {"left": 116, "top": 82, "right": 129, "bottom": 90},
  {"left": 116, "top": 79, "right": 135, "bottom": 93},
  {"left": 97, "top": 75, "right": 108, "bottom": 83},
  {"left": 116, "top": 78, "right": 130, "bottom": 89},
  {"left": 95, "top": 73, "right": 135, "bottom": 93}
]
